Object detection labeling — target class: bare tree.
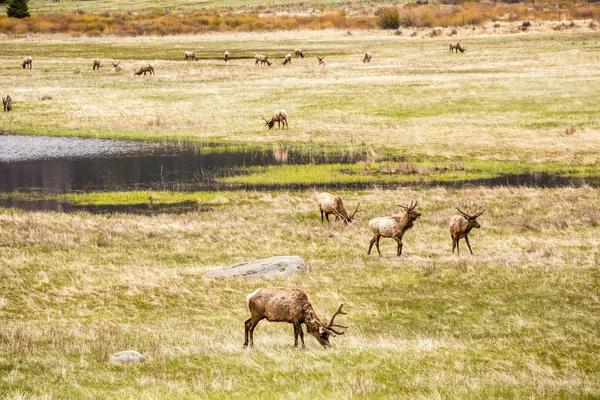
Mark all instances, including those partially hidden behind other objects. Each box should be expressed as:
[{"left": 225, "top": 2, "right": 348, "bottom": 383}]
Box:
[
  {"left": 316, "top": 192, "right": 361, "bottom": 225},
  {"left": 262, "top": 109, "right": 288, "bottom": 129},
  {"left": 368, "top": 201, "right": 421, "bottom": 256},
  {"left": 244, "top": 287, "right": 347, "bottom": 348},
  {"left": 449, "top": 207, "right": 484, "bottom": 254}
]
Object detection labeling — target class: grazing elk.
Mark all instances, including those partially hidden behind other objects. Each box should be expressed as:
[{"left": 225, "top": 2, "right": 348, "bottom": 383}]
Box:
[
  {"left": 111, "top": 61, "right": 122, "bottom": 72},
  {"left": 92, "top": 59, "right": 101, "bottom": 70},
  {"left": 294, "top": 49, "right": 304, "bottom": 58},
  {"left": 282, "top": 53, "right": 292, "bottom": 65},
  {"left": 317, "top": 56, "right": 325, "bottom": 65},
  {"left": 363, "top": 51, "right": 372, "bottom": 63},
  {"left": 184, "top": 51, "right": 199, "bottom": 61},
  {"left": 449, "top": 42, "right": 466, "bottom": 53},
  {"left": 262, "top": 109, "right": 288, "bottom": 130},
  {"left": 2, "top": 94, "right": 12, "bottom": 112},
  {"left": 135, "top": 64, "right": 154, "bottom": 76},
  {"left": 449, "top": 207, "right": 484, "bottom": 254},
  {"left": 224, "top": 51, "right": 230, "bottom": 62},
  {"left": 255, "top": 54, "right": 271, "bottom": 66},
  {"left": 368, "top": 201, "right": 421, "bottom": 257},
  {"left": 22, "top": 56, "right": 33, "bottom": 69},
  {"left": 244, "top": 287, "right": 347, "bottom": 348},
  {"left": 316, "top": 192, "right": 361, "bottom": 225}
]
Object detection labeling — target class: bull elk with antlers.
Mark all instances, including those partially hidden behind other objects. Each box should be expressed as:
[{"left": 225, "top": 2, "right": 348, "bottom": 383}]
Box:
[
  {"left": 111, "top": 61, "right": 122, "bottom": 72},
  {"left": 449, "top": 42, "right": 466, "bottom": 53},
  {"left": 368, "top": 201, "right": 421, "bottom": 257},
  {"left": 135, "top": 64, "right": 154, "bottom": 76},
  {"left": 262, "top": 109, "right": 288, "bottom": 129},
  {"left": 244, "top": 287, "right": 347, "bottom": 348},
  {"left": 22, "top": 56, "right": 33, "bottom": 69},
  {"left": 317, "top": 56, "right": 325, "bottom": 65},
  {"left": 449, "top": 207, "right": 484, "bottom": 254},
  {"left": 316, "top": 192, "right": 361, "bottom": 225}
]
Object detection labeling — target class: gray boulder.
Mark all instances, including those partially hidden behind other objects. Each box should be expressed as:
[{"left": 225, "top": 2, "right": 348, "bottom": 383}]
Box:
[
  {"left": 203, "top": 256, "right": 308, "bottom": 279},
  {"left": 110, "top": 350, "right": 145, "bottom": 364}
]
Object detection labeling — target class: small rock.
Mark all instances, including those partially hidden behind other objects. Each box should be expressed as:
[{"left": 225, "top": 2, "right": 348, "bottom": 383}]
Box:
[
  {"left": 203, "top": 256, "right": 308, "bottom": 279},
  {"left": 110, "top": 350, "right": 145, "bottom": 364}
]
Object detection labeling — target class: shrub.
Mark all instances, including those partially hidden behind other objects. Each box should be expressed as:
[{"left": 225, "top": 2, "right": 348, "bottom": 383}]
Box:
[{"left": 377, "top": 8, "right": 400, "bottom": 30}]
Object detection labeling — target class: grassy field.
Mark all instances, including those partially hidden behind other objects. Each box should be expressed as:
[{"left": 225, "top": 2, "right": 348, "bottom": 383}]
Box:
[
  {"left": 0, "top": 187, "right": 599, "bottom": 398},
  {"left": 1, "top": 27, "right": 600, "bottom": 398},
  {"left": 1, "top": 28, "right": 599, "bottom": 166}
]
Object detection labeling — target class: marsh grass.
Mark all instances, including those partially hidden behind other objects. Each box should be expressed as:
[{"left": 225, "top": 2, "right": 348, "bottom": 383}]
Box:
[{"left": 0, "top": 187, "right": 599, "bottom": 397}]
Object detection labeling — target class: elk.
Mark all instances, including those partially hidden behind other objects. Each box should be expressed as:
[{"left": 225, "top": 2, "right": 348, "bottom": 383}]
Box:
[
  {"left": 2, "top": 94, "right": 12, "bottom": 112},
  {"left": 22, "top": 56, "right": 33, "bottom": 69},
  {"left": 135, "top": 64, "right": 154, "bottom": 76},
  {"left": 244, "top": 287, "right": 347, "bottom": 348},
  {"left": 224, "top": 51, "right": 230, "bottom": 62},
  {"left": 449, "top": 207, "right": 484, "bottom": 254},
  {"left": 368, "top": 201, "right": 421, "bottom": 257},
  {"left": 255, "top": 54, "right": 271, "bottom": 66},
  {"left": 92, "top": 59, "right": 101, "bottom": 70},
  {"left": 316, "top": 192, "right": 361, "bottom": 225},
  {"left": 184, "top": 51, "right": 199, "bottom": 61},
  {"left": 294, "top": 49, "right": 304, "bottom": 58},
  {"left": 111, "top": 61, "right": 122, "bottom": 72},
  {"left": 449, "top": 42, "right": 466, "bottom": 53},
  {"left": 262, "top": 109, "right": 288, "bottom": 129},
  {"left": 317, "top": 56, "right": 325, "bottom": 65},
  {"left": 363, "top": 51, "right": 372, "bottom": 63},
  {"left": 282, "top": 53, "right": 292, "bottom": 65}
]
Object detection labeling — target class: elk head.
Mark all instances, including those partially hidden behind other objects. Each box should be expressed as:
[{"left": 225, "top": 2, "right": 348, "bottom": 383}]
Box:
[
  {"left": 398, "top": 200, "right": 421, "bottom": 221},
  {"left": 262, "top": 115, "right": 274, "bottom": 129},
  {"left": 314, "top": 304, "right": 348, "bottom": 347},
  {"left": 333, "top": 202, "right": 362, "bottom": 225},
  {"left": 317, "top": 56, "right": 325, "bottom": 65},
  {"left": 457, "top": 207, "right": 484, "bottom": 229},
  {"left": 112, "top": 61, "right": 120, "bottom": 68}
]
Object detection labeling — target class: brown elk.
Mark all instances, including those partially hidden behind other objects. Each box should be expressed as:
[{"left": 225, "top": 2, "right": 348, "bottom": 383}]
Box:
[
  {"left": 22, "top": 56, "right": 33, "bottom": 69},
  {"left": 224, "top": 51, "right": 230, "bottom": 62},
  {"left": 449, "top": 207, "right": 484, "bottom": 254},
  {"left": 184, "top": 51, "right": 199, "bottom": 61},
  {"left": 244, "top": 287, "right": 347, "bottom": 348},
  {"left": 2, "top": 94, "right": 12, "bottom": 112},
  {"left": 368, "top": 201, "right": 421, "bottom": 257},
  {"left": 449, "top": 42, "right": 466, "bottom": 53},
  {"left": 111, "top": 61, "right": 122, "bottom": 72},
  {"left": 363, "top": 51, "right": 372, "bottom": 63},
  {"left": 255, "top": 54, "right": 271, "bottom": 66},
  {"left": 294, "top": 49, "right": 304, "bottom": 58},
  {"left": 317, "top": 56, "right": 325, "bottom": 65},
  {"left": 282, "top": 53, "right": 292, "bottom": 65},
  {"left": 262, "top": 109, "right": 288, "bottom": 129},
  {"left": 92, "top": 59, "right": 101, "bottom": 70},
  {"left": 316, "top": 192, "right": 361, "bottom": 225},
  {"left": 135, "top": 64, "right": 154, "bottom": 76}
]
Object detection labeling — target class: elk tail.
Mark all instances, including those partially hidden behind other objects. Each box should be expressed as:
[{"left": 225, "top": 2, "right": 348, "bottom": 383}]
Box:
[{"left": 246, "top": 289, "right": 261, "bottom": 303}]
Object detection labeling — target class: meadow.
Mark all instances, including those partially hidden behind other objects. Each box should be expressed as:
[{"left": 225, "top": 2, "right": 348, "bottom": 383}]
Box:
[{"left": 0, "top": 26, "right": 599, "bottom": 398}]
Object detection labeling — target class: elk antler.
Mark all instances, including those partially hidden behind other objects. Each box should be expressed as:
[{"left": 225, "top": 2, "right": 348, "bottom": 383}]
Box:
[
  {"left": 327, "top": 304, "right": 348, "bottom": 335},
  {"left": 398, "top": 200, "right": 419, "bottom": 211},
  {"left": 261, "top": 115, "right": 270, "bottom": 126},
  {"left": 113, "top": 61, "right": 120, "bottom": 67},
  {"left": 350, "top": 202, "right": 362, "bottom": 219},
  {"left": 457, "top": 207, "right": 485, "bottom": 219}
]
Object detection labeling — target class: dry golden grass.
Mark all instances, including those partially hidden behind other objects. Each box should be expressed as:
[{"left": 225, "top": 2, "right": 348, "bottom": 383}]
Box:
[{"left": 0, "top": 187, "right": 599, "bottom": 397}]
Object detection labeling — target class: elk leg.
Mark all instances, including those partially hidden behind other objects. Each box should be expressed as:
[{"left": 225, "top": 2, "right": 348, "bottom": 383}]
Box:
[
  {"left": 293, "top": 323, "right": 298, "bottom": 347},
  {"left": 368, "top": 235, "right": 378, "bottom": 255},
  {"left": 465, "top": 236, "right": 474, "bottom": 255},
  {"left": 456, "top": 239, "right": 460, "bottom": 254},
  {"left": 293, "top": 321, "right": 305, "bottom": 348},
  {"left": 452, "top": 239, "right": 457, "bottom": 254},
  {"left": 325, "top": 213, "right": 331, "bottom": 224},
  {"left": 393, "top": 237, "right": 403, "bottom": 256},
  {"left": 243, "top": 318, "right": 252, "bottom": 347},
  {"left": 247, "top": 316, "right": 263, "bottom": 348},
  {"left": 320, "top": 209, "right": 324, "bottom": 223},
  {"left": 284, "top": 118, "right": 288, "bottom": 129}
]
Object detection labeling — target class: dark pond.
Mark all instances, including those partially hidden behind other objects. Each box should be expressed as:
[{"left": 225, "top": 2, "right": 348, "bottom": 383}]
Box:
[{"left": 0, "top": 135, "right": 364, "bottom": 193}]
